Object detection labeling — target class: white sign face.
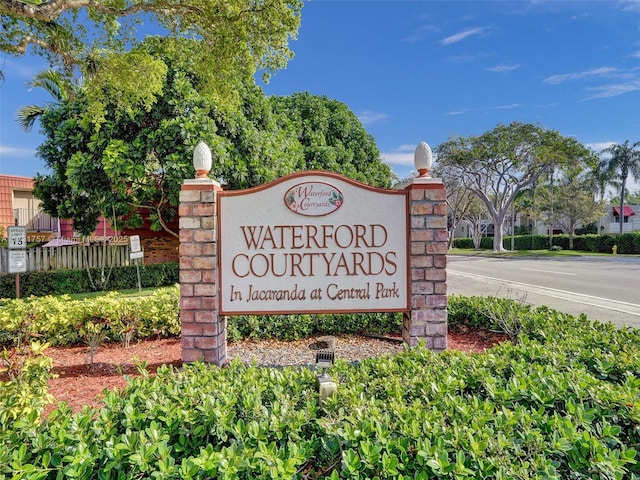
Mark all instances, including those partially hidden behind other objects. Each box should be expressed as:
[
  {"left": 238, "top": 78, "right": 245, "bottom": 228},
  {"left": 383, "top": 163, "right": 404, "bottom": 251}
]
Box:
[
  {"left": 130, "top": 250, "right": 144, "bottom": 259},
  {"left": 8, "top": 250, "right": 27, "bottom": 273},
  {"left": 130, "top": 235, "right": 141, "bottom": 252},
  {"left": 7, "top": 226, "right": 27, "bottom": 250},
  {"left": 219, "top": 173, "right": 408, "bottom": 315}
]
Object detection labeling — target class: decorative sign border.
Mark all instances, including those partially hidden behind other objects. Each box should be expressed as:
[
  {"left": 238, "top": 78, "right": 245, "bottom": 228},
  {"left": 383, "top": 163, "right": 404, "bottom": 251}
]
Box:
[{"left": 218, "top": 172, "right": 409, "bottom": 315}]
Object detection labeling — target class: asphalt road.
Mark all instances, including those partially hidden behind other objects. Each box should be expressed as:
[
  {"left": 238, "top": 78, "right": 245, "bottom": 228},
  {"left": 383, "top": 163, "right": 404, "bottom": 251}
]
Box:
[{"left": 446, "top": 255, "right": 640, "bottom": 329}]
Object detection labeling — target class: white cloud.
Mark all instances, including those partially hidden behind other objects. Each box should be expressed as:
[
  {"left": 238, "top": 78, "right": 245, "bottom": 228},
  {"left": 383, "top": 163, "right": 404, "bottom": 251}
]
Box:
[
  {"left": 485, "top": 63, "right": 523, "bottom": 73},
  {"left": 1, "top": 57, "right": 46, "bottom": 81},
  {"left": 618, "top": 0, "right": 640, "bottom": 13},
  {"left": 447, "top": 108, "right": 470, "bottom": 116},
  {"left": 543, "top": 66, "right": 618, "bottom": 85},
  {"left": 357, "top": 110, "right": 387, "bottom": 125},
  {"left": 447, "top": 103, "right": 520, "bottom": 115},
  {"left": 494, "top": 103, "right": 522, "bottom": 110},
  {"left": 583, "top": 81, "right": 640, "bottom": 100},
  {"left": 440, "top": 27, "right": 485, "bottom": 46},
  {"left": 403, "top": 24, "right": 438, "bottom": 43},
  {"left": 381, "top": 144, "right": 419, "bottom": 167},
  {"left": 586, "top": 141, "right": 616, "bottom": 153},
  {"left": 0, "top": 146, "right": 36, "bottom": 157}
]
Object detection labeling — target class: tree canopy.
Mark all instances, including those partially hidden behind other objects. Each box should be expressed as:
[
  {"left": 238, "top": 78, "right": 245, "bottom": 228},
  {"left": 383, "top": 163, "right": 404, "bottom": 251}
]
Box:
[
  {"left": 539, "top": 172, "right": 604, "bottom": 249},
  {"left": 2, "top": 0, "right": 303, "bottom": 122},
  {"left": 436, "top": 122, "right": 596, "bottom": 251},
  {"left": 32, "top": 47, "right": 393, "bottom": 237},
  {"left": 269, "top": 92, "right": 393, "bottom": 188}
]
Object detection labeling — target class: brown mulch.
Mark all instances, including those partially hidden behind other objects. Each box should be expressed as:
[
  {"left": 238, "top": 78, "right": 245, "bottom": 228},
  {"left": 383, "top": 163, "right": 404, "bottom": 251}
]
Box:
[{"left": 21, "top": 329, "right": 502, "bottom": 415}]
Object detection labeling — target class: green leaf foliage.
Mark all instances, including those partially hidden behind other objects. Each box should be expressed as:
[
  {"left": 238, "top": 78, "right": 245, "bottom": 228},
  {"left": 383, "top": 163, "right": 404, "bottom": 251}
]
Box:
[
  {"left": 2, "top": 0, "right": 303, "bottom": 123},
  {"left": 33, "top": 54, "right": 393, "bottom": 236},
  {"left": 453, "top": 232, "right": 640, "bottom": 253},
  {"left": 1, "top": 295, "right": 639, "bottom": 478},
  {"left": 0, "top": 262, "right": 178, "bottom": 299},
  {"left": 0, "top": 286, "right": 181, "bottom": 347}
]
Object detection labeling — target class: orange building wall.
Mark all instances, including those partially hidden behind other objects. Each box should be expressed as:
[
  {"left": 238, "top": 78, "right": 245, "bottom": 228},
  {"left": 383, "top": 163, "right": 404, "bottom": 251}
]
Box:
[{"left": 0, "top": 175, "right": 35, "bottom": 233}]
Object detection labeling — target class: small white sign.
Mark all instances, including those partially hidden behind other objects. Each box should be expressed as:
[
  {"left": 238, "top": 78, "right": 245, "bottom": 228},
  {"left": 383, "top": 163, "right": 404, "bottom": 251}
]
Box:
[
  {"left": 130, "top": 250, "right": 144, "bottom": 259},
  {"left": 7, "top": 226, "right": 27, "bottom": 250},
  {"left": 130, "top": 235, "right": 141, "bottom": 252},
  {"left": 8, "top": 250, "right": 27, "bottom": 273}
]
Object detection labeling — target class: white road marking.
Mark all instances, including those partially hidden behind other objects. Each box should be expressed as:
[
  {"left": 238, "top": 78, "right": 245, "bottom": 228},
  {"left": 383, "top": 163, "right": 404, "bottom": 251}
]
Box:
[
  {"left": 521, "top": 268, "right": 576, "bottom": 276},
  {"left": 448, "top": 269, "right": 640, "bottom": 318}
]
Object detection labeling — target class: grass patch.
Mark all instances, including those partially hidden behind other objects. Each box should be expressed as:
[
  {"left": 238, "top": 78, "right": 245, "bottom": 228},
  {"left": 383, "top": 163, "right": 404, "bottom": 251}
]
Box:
[{"left": 68, "top": 287, "right": 161, "bottom": 300}]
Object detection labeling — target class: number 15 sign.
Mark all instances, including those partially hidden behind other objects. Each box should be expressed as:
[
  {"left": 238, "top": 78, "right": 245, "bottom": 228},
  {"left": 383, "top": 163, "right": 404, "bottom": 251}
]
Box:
[{"left": 8, "top": 226, "right": 27, "bottom": 250}]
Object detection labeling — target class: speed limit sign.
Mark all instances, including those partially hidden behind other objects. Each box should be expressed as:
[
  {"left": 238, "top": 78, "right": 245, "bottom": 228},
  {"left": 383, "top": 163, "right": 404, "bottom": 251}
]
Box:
[{"left": 8, "top": 226, "right": 27, "bottom": 250}]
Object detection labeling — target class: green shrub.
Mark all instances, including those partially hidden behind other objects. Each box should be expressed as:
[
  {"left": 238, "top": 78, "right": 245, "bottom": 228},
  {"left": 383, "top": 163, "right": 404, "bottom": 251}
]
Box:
[
  {"left": 2, "top": 295, "right": 640, "bottom": 478},
  {"left": 0, "top": 262, "right": 179, "bottom": 299},
  {"left": 616, "top": 233, "right": 640, "bottom": 254},
  {"left": 452, "top": 237, "right": 474, "bottom": 249},
  {"left": 227, "top": 312, "right": 402, "bottom": 342},
  {"left": 0, "top": 286, "right": 180, "bottom": 347},
  {"left": 454, "top": 233, "right": 640, "bottom": 253},
  {"left": 0, "top": 341, "right": 53, "bottom": 433}
]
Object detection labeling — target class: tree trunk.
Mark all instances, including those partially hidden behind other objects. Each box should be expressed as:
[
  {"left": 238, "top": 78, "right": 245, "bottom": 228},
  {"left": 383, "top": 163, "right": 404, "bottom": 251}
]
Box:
[
  {"left": 619, "top": 177, "right": 627, "bottom": 235},
  {"left": 493, "top": 217, "right": 506, "bottom": 252}
]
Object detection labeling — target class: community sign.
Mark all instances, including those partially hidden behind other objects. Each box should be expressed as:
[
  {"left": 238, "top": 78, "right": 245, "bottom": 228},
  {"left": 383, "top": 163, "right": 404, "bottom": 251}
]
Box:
[{"left": 218, "top": 172, "right": 408, "bottom": 315}]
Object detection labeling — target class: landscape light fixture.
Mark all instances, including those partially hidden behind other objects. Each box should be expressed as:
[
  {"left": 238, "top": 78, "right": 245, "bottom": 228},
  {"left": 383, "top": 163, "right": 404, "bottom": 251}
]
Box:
[
  {"left": 315, "top": 349, "right": 335, "bottom": 372},
  {"left": 315, "top": 349, "right": 337, "bottom": 407},
  {"left": 414, "top": 141, "right": 433, "bottom": 178},
  {"left": 193, "top": 141, "right": 212, "bottom": 179}
]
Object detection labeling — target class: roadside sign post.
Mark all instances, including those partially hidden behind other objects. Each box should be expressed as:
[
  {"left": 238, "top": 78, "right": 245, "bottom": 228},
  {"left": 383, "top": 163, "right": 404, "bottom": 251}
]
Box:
[
  {"left": 7, "top": 226, "right": 27, "bottom": 298},
  {"left": 129, "top": 235, "right": 143, "bottom": 292}
]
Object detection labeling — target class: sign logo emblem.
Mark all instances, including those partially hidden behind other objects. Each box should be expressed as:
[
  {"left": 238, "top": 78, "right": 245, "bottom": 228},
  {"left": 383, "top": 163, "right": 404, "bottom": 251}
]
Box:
[{"left": 284, "top": 182, "right": 344, "bottom": 216}]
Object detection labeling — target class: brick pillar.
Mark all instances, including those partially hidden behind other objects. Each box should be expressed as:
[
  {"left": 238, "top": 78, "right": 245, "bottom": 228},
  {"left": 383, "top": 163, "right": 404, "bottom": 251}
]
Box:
[
  {"left": 178, "top": 179, "right": 226, "bottom": 365},
  {"left": 403, "top": 179, "right": 448, "bottom": 350}
]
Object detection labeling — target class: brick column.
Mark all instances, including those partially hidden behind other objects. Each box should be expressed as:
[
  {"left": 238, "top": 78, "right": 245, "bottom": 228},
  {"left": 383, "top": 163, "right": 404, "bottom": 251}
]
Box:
[
  {"left": 403, "top": 179, "right": 448, "bottom": 350},
  {"left": 178, "top": 179, "right": 226, "bottom": 365}
]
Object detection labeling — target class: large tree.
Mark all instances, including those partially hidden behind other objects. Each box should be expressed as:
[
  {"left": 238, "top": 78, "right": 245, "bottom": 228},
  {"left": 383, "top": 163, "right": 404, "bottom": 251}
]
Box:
[
  {"left": 269, "top": 92, "right": 394, "bottom": 188},
  {"left": 433, "top": 163, "right": 476, "bottom": 249},
  {"left": 436, "top": 122, "right": 595, "bottom": 252},
  {"left": 539, "top": 172, "right": 604, "bottom": 249},
  {"left": 32, "top": 47, "right": 393, "bottom": 237},
  {"left": 600, "top": 141, "right": 640, "bottom": 235},
  {"left": 2, "top": 0, "right": 302, "bottom": 125}
]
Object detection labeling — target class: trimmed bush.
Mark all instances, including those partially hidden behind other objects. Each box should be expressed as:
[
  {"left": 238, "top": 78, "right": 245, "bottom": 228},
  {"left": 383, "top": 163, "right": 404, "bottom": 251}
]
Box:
[
  {"left": 2, "top": 295, "right": 640, "bottom": 479},
  {"left": 454, "top": 233, "right": 640, "bottom": 253},
  {"left": 0, "top": 262, "right": 179, "bottom": 299}
]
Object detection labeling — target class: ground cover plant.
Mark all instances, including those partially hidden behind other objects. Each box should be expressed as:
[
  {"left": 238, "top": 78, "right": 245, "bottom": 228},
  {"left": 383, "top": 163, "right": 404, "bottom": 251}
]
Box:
[{"left": 1, "top": 294, "right": 639, "bottom": 479}]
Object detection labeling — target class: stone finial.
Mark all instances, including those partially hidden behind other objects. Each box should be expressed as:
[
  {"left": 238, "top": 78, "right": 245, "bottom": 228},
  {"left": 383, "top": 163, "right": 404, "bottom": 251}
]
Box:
[
  {"left": 414, "top": 141, "right": 433, "bottom": 178},
  {"left": 193, "top": 141, "right": 212, "bottom": 179}
]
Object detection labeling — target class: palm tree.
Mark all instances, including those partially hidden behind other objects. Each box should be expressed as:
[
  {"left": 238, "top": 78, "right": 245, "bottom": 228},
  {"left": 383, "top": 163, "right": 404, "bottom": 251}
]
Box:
[
  {"left": 601, "top": 141, "right": 640, "bottom": 235},
  {"left": 16, "top": 69, "right": 72, "bottom": 132},
  {"left": 587, "top": 156, "right": 619, "bottom": 234}
]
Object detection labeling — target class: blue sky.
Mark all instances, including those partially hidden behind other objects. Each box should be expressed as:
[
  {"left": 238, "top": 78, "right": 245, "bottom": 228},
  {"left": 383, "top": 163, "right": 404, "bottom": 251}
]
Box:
[{"left": 1, "top": 0, "right": 640, "bottom": 184}]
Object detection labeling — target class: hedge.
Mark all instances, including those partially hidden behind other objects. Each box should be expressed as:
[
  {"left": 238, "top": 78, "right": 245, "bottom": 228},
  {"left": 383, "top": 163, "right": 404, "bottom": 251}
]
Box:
[
  {"left": 0, "top": 262, "right": 179, "bottom": 298},
  {"left": 453, "top": 232, "right": 640, "bottom": 253}
]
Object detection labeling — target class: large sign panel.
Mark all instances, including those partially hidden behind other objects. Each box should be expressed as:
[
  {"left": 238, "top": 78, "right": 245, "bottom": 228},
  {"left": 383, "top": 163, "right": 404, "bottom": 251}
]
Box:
[{"left": 219, "top": 173, "right": 408, "bottom": 315}]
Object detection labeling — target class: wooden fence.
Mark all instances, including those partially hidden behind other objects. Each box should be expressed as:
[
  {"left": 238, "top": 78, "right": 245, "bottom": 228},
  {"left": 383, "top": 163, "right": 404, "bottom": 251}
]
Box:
[{"left": 0, "top": 245, "right": 133, "bottom": 273}]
